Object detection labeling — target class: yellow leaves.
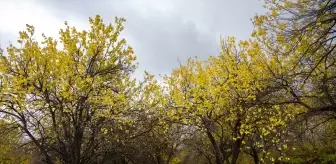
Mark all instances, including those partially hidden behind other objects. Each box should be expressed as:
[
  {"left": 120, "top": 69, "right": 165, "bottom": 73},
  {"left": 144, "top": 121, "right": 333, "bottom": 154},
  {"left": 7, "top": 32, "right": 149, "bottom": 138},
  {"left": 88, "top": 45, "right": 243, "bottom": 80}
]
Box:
[
  {"left": 283, "top": 1, "right": 291, "bottom": 8},
  {"left": 164, "top": 37, "right": 294, "bottom": 155},
  {"left": 271, "top": 9, "right": 278, "bottom": 17},
  {"left": 316, "top": 21, "right": 322, "bottom": 26},
  {"left": 170, "top": 157, "right": 181, "bottom": 164},
  {"left": 277, "top": 34, "right": 285, "bottom": 42},
  {"left": 0, "top": 14, "right": 139, "bottom": 141},
  {"left": 257, "top": 28, "right": 267, "bottom": 38},
  {"left": 253, "top": 15, "right": 267, "bottom": 26},
  {"left": 24, "top": 24, "right": 35, "bottom": 36},
  {"left": 238, "top": 40, "right": 249, "bottom": 49},
  {"left": 226, "top": 36, "right": 236, "bottom": 44},
  {"left": 279, "top": 23, "right": 287, "bottom": 30},
  {"left": 101, "top": 128, "right": 108, "bottom": 134}
]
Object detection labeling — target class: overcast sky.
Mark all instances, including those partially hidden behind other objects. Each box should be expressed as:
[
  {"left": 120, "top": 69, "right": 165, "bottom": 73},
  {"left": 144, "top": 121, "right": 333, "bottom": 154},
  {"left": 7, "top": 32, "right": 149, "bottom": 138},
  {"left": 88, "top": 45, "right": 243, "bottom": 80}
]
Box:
[{"left": 0, "top": 0, "right": 265, "bottom": 79}]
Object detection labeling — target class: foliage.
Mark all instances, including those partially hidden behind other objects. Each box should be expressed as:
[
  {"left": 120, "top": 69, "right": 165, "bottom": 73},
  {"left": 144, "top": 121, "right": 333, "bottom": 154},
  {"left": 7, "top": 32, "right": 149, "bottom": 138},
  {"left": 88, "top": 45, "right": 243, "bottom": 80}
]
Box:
[
  {"left": 0, "top": 15, "right": 137, "bottom": 164},
  {"left": 0, "top": 0, "right": 336, "bottom": 163},
  {"left": 163, "top": 37, "right": 302, "bottom": 164}
]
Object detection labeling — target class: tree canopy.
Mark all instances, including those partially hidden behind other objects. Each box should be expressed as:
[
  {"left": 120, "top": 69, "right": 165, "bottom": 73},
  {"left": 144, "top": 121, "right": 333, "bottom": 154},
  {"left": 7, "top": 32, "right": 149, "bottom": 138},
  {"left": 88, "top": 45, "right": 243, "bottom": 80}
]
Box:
[{"left": 0, "top": 0, "right": 336, "bottom": 164}]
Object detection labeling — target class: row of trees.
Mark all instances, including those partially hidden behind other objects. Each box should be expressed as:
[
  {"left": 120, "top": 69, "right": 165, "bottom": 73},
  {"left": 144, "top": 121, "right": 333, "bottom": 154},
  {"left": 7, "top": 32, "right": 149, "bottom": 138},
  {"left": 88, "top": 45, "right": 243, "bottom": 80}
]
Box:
[{"left": 0, "top": 0, "right": 335, "bottom": 163}]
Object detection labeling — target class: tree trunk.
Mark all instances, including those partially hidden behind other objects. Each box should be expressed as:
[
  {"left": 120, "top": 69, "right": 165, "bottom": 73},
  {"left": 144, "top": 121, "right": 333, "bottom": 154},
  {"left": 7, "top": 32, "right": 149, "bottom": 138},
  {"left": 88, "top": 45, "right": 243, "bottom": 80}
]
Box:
[
  {"left": 231, "top": 139, "right": 242, "bottom": 164},
  {"left": 205, "top": 127, "right": 223, "bottom": 164},
  {"left": 252, "top": 148, "right": 259, "bottom": 164},
  {"left": 231, "top": 117, "right": 242, "bottom": 164},
  {"left": 74, "top": 126, "right": 83, "bottom": 164}
]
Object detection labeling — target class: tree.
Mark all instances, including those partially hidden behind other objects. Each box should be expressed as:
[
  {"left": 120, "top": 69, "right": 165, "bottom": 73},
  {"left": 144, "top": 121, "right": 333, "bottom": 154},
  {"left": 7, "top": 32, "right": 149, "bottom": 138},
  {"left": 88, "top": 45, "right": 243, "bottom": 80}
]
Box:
[
  {"left": 163, "top": 37, "right": 298, "bottom": 164},
  {"left": 100, "top": 74, "right": 185, "bottom": 164},
  {"left": 0, "top": 15, "right": 137, "bottom": 164},
  {"left": 253, "top": 0, "right": 336, "bottom": 119},
  {"left": 252, "top": 0, "right": 336, "bottom": 162}
]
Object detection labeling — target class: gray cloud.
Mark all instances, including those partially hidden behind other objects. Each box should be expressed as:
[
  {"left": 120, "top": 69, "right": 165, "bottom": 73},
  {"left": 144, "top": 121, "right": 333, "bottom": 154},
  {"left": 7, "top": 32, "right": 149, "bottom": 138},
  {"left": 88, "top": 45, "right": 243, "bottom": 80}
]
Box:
[{"left": 125, "top": 13, "right": 219, "bottom": 75}]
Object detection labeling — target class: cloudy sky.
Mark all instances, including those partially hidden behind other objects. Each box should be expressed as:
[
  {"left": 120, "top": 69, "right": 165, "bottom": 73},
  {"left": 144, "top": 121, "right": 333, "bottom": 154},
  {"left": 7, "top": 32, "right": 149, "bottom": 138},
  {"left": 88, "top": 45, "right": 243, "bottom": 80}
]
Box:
[{"left": 0, "top": 0, "right": 265, "bottom": 79}]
